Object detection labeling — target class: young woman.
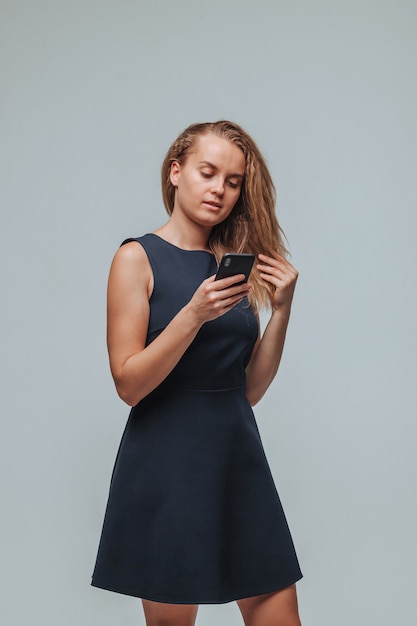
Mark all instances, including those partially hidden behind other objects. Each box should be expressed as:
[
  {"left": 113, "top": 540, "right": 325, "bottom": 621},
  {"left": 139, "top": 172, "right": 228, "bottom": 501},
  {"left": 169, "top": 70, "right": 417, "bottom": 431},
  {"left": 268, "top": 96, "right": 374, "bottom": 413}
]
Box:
[{"left": 92, "top": 121, "right": 303, "bottom": 626}]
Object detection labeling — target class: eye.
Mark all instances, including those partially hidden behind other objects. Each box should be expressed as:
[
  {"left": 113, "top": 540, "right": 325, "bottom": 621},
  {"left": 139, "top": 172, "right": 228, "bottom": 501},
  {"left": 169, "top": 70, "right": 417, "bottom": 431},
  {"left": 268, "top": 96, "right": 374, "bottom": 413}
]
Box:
[
  {"left": 227, "top": 180, "right": 240, "bottom": 189},
  {"left": 201, "top": 171, "right": 213, "bottom": 179}
]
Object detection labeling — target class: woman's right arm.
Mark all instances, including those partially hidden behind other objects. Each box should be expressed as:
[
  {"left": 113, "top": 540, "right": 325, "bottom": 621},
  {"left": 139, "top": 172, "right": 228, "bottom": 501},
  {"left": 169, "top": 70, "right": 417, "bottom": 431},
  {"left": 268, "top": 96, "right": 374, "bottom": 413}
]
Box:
[{"left": 107, "top": 242, "right": 250, "bottom": 406}]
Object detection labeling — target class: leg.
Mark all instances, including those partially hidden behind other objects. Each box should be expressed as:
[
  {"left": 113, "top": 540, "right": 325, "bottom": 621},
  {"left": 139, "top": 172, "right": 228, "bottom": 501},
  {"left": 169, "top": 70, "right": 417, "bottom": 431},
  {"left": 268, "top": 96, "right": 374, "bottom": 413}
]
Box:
[
  {"left": 236, "top": 584, "right": 301, "bottom": 626},
  {"left": 141, "top": 599, "right": 199, "bottom": 626}
]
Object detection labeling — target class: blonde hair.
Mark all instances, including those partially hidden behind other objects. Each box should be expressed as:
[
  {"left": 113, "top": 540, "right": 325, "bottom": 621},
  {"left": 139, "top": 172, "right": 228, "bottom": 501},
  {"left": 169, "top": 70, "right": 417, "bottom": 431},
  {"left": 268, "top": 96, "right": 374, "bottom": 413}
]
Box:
[{"left": 161, "top": 120, "right": 288, "bottom": 311}]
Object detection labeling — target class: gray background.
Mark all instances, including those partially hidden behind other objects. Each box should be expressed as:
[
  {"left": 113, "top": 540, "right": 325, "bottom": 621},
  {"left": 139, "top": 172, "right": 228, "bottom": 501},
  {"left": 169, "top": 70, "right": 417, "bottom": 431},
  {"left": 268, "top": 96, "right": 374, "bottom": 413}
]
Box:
[{"left": 1, "top": 1, "right": 416, "bottom": 624}]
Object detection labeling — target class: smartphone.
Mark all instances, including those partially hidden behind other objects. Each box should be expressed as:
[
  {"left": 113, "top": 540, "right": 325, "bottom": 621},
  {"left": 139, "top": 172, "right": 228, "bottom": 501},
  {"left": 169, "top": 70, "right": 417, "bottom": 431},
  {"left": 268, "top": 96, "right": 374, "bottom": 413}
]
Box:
[{"left": 215, "top": 253, "right": 255, "bottom": 284}]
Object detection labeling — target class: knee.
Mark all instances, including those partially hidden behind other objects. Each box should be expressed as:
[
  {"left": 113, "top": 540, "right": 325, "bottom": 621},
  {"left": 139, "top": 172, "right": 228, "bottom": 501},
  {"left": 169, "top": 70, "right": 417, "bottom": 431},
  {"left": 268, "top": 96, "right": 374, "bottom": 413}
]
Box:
[
  {"left": 145, "top": 618, "right": 195, "bottom": 626},
  {"left": 142, "top": 600, "right": 198, "bottom": 626}
]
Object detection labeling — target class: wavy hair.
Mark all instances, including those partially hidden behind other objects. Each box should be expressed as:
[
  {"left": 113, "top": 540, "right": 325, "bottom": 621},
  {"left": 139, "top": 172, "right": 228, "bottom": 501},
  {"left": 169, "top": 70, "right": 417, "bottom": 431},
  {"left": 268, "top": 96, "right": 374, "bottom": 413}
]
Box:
[{"left": 161, "top": 120, "right": 288, "bottom": 311}]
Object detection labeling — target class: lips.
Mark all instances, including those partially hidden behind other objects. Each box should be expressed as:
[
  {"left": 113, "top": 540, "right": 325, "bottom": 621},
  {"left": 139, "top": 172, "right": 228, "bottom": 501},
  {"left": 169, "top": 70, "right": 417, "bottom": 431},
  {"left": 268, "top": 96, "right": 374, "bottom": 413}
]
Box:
[{"left": 204, "top": 201, "right": 222, "bottom": 209}]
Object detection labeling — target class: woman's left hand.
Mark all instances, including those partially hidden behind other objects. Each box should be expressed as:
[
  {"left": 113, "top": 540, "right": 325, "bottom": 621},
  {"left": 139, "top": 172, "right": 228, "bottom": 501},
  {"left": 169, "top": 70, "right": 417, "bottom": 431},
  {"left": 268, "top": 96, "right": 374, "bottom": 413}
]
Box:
[{"left": 257, "top": 253, "right": 298, "bottom": 311}]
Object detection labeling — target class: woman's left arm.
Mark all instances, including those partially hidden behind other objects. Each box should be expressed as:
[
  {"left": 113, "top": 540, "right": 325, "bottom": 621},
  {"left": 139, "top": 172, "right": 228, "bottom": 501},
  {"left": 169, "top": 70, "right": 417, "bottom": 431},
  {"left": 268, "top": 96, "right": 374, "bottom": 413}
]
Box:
[{"left": 245, "top": 253, "right": 298, "bottom": 406}]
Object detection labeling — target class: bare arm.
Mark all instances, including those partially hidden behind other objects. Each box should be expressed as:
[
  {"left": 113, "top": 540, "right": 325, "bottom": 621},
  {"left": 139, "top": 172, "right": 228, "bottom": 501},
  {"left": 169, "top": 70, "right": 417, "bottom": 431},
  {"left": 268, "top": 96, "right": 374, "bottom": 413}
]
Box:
[
  {"left": 245, "top": 253, "right": 298, "bottom": 406},
  {"left": 107, "top": 241, "right": 250, "bottom": 406}
]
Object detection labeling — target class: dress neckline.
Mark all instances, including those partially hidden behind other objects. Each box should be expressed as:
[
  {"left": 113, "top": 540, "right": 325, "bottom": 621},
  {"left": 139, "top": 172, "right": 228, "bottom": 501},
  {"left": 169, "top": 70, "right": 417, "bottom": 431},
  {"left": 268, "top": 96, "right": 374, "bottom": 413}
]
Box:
[{"left": 149, "top": 233, "right": 214, "bottom": 255}]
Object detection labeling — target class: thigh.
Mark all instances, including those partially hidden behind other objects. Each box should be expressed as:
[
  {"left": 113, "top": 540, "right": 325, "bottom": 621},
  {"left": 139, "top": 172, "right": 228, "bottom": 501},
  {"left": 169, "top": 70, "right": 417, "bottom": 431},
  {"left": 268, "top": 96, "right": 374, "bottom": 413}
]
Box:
[
  {"left": 141, "top": 599, "right": 199, "bottom": 626},
  {"left": 236, "top": 585, "right": 301, "bottom": 626}
]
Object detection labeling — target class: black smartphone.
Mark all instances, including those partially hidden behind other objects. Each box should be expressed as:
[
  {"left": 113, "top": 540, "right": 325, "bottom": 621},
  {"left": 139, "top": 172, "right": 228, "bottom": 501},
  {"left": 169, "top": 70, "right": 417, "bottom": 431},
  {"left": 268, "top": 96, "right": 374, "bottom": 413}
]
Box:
[{"left": 215, "top": 253, "right": 255, "bottom": 284}]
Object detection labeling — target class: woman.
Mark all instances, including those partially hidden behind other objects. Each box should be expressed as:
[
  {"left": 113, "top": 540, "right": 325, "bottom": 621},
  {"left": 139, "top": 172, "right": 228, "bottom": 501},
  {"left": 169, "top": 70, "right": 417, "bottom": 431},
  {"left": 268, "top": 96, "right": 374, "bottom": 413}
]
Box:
[{"left": 92, "top": 121, "right": 303, "bottom": 626}]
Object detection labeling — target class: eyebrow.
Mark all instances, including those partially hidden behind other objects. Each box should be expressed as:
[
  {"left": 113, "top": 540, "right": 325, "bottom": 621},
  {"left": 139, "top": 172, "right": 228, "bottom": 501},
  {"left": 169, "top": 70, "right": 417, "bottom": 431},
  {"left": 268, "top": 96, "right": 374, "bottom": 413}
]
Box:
[{"left": 198, "top": 161, "right": 244, "bottom": 179}]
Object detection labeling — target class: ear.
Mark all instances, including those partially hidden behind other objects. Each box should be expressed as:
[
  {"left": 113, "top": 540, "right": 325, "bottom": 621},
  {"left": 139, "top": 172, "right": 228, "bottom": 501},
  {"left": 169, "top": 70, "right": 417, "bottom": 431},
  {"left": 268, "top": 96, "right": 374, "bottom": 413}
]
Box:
[{"left": 169, "top": 160, "right": 181, "bottom": 187}]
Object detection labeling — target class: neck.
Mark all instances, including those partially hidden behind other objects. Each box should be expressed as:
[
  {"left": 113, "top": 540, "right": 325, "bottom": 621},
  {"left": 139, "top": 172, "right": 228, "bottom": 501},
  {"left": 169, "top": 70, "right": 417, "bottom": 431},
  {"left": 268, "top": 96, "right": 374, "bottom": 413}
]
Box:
[{"left": 155, "top": 213, "right": 212, "bottom": 252}]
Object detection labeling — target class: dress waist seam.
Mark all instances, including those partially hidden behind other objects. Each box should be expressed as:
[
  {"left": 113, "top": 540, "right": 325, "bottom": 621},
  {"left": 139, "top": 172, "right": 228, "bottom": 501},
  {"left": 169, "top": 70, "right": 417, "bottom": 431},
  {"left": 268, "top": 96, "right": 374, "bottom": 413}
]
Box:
[{"left": 162, "top": 385, "right": 245, "bottom": 393}]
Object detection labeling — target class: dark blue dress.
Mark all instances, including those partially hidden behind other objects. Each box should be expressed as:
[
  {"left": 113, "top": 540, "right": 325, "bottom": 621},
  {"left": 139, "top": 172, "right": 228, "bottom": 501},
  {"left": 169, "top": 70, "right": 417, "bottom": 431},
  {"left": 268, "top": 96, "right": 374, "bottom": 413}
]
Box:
[{"left": 92, "top": 233, "right": 302, "bottom": 603}]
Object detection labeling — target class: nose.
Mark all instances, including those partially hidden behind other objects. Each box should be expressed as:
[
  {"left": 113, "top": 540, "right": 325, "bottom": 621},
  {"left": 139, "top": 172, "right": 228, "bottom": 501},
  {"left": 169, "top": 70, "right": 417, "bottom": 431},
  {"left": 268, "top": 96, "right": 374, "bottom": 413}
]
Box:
[{"left": 211, "top": 176, "right": 224, "bottom": 196}]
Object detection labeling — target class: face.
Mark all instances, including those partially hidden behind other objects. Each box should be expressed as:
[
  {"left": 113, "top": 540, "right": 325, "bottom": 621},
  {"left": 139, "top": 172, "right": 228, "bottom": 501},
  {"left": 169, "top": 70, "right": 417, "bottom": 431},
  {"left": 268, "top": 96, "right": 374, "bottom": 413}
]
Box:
[{"left": 170, "top": 133, "right": 246, "bottom": 228}]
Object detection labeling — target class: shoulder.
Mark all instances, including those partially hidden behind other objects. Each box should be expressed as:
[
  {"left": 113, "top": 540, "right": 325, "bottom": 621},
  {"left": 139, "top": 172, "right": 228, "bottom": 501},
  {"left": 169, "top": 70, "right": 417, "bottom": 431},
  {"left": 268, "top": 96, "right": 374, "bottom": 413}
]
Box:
[
  {"left": 109, "top": 239, "right": 153, "bottom": 297},
  {"left": 115, "top": 238, "right": 148, "bottom": 262}
]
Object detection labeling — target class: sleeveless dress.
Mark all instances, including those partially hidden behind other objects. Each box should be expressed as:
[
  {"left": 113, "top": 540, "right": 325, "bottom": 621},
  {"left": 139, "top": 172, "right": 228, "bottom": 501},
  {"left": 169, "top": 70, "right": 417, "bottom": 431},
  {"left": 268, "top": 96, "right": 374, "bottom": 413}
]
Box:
[{"left": 91, "top": 233, "right": 302, "bottom": 604}]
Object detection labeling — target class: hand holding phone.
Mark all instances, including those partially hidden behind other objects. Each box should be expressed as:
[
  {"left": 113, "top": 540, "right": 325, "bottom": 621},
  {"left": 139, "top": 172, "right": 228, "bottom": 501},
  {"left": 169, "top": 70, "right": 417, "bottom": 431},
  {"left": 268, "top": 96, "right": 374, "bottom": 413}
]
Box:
[{"left": 215, "top": 253, "right": 255, "bottom": 284}]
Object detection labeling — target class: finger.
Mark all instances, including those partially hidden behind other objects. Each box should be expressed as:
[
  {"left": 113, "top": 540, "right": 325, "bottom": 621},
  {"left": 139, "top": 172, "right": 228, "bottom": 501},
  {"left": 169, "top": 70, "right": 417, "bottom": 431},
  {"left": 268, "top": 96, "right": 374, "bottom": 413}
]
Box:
[
  {"left": 257, "top": 262, "right": 284, "bottom": 274},
  {"left": 216, "top": 281, "right": 251, "bottom": 303},
  {"left": 257, "top": 261, "right": 298, "bottom": 279},
  {"left": 216, "top": 289, "right": 250, "bottom": 307},
  {"left": 224, "top": 282, "right": 251, "bottom": 296},
  {"left": 256, "top": 264, "right": 288, "bottom": 281},
  {"left": 219, "top": 294, "right": 247, "bottom": 313},
  {"left": 258, "top": 253, "right": 285, "bottom": 266},
  {"left": 258, "top": 253, "right": 296, "bottom": 272},
  {"left": 201, "top": 281, "right": 249, "bottom": 307},
  {"left": 199, "top": 275, "right": 248, "bottom": 299},
  {"left": 212, "top": 273, "right": 247, "bottom": 288},
  {"left": 258, "top": 272, "right": 282, "bottom": 288},
  {"left": 258, "top": 267, "right": 296, "bottom": 283}
]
